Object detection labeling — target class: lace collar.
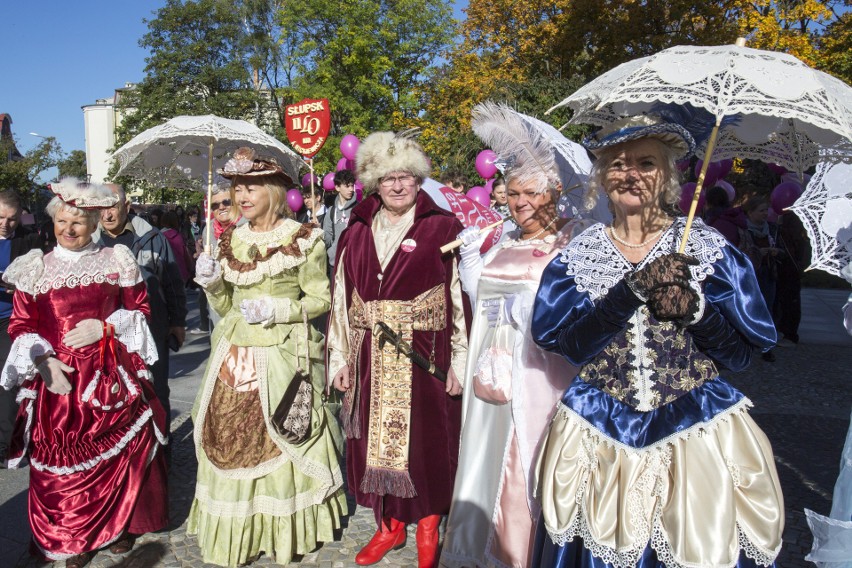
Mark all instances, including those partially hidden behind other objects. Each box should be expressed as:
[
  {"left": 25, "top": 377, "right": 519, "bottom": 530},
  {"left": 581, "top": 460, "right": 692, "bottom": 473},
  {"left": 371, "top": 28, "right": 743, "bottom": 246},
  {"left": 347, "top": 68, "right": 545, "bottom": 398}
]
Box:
[
  {"left": 559, "top": 218, "right": 727, "bottom": 300},
  {"left": 234, "top": 220, "right": 293, "bottom": 247},
  {"left": 52, "top": 241, "right": 101, "bottom": 261}
]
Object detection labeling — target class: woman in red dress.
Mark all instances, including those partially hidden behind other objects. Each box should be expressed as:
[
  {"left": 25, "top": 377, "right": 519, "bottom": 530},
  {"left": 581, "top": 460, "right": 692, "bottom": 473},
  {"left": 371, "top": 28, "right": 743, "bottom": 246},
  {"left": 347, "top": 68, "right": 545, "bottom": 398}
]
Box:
[{"left": 0, "top": 179, "right": 168, "bottom": 568}]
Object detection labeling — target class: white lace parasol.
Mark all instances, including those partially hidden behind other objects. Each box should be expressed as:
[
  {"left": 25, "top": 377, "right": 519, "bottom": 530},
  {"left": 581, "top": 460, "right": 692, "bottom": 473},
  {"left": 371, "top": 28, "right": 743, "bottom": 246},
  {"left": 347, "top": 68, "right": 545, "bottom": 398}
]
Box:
[
  {"left": 112, "top": 115, "right": 306, "bottom": 251},
  {"left": 788, "top": 159, "right": 852, "bottom": 277}
]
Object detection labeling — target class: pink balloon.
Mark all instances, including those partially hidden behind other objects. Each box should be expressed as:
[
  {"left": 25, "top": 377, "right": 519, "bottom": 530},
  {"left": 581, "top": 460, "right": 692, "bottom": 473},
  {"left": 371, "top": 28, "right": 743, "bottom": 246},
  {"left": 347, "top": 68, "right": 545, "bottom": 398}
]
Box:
[
  {"left": 484, "top": 179, "right": 495, "bottom": 194},
  {"left": 766, "top": 163, "right": 787, "bottom": 176},
  {"left": 301, "top": 173, "right": 318, "bottom": 188},
  {"left": 322, "top": 172, "right": 336, "bottom": 191},
  {"left": 354, "top": 180, "right": 364, "bottom": 201},
  {"left": 717, "top": 159, "right": 734, "bottom": 179},
  {"left": 714, "top": 179, "right": 736, "bottom": 203},
  {"left": 286, "top": 189, "right": 304, "bottom": 212},
  {"left": 766, "top": 208, "right": 779, "bottom": 223},
  {"left": 770, "top": 181, "right": 803, "bottom": 214},
  {"left": 694, "top": 160, "right": 722, "bottom": 188},
  {"left": 336, "top": 157, "right": 355, "bottom": 172},
  {"left": 466, "top": 186, "right": 489, "bottom": 206},
  {"left": 340, "top": 134, "right": 360, "bottom": 161},
  {"left": 475, "top": 150, "right": 498, "bottom": 180},
  {"left": 679, "top": 182, "right": 706, "bottom": 215}
]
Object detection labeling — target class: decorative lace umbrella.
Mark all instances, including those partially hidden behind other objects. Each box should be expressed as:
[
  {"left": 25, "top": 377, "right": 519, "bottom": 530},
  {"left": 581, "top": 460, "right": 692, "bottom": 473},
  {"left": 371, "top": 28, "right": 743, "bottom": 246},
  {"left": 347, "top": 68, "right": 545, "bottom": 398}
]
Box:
[
  {"left": 548, "top": 39, "right": 852, "bottom": 252},
  {"left": 113, "top": 115, "right": 305, "bottom": 250},
  {"left": 788, "top": 159, "right": 852, "bottom": 276}
]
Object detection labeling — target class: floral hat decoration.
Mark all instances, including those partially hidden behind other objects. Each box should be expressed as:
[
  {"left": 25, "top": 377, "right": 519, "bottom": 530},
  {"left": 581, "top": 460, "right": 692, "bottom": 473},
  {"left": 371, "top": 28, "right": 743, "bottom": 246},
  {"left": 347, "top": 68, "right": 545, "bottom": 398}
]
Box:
[
  {"left": 48, "top": 178, "right": 118, "bottom": 210},
  {"left": 218, "top": 147, "right": 292, "bottom": 183}
]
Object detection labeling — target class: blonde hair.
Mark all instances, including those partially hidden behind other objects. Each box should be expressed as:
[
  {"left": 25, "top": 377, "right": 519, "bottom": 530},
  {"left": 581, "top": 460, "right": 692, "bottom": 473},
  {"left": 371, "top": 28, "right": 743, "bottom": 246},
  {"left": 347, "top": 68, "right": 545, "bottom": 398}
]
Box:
[
  {"left": 45, "top": 196, "right": 100, "bottom": 228},
  {"left": 584, "top": 138, "right": 682, "bottom": 216},
  {"left": 229, "top": 173, "right": 294, "bottom": 221}
]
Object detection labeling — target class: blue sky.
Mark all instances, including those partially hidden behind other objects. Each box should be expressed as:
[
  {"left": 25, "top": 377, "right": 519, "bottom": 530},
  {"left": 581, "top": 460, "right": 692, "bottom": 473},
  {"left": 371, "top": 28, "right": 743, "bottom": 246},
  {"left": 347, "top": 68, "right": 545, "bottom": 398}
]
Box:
[{"left": 1, "top": 1, "right": 468, "bottom": 181}]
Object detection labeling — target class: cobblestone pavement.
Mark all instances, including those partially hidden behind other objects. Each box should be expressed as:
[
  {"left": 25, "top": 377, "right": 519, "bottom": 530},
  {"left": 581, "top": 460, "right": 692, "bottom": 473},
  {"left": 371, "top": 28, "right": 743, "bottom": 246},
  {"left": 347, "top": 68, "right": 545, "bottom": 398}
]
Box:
[{"left": 3, "top": 289, "right": 851, "bottom": 567}]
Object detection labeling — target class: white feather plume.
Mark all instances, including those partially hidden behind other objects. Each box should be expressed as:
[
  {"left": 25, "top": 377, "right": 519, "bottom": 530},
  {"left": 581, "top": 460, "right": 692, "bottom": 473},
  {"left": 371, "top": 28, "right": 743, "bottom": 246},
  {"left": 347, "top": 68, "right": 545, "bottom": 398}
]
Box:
[{"left": 471, "top": 102, "right": 559, "bottom": 193}]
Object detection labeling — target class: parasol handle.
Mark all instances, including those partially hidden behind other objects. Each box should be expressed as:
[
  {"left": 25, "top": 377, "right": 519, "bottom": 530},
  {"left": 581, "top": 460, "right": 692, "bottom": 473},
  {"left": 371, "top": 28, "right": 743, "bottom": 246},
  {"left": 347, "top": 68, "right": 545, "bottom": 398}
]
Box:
[
  {"left": 440, "top": 219, "right": 505, "bottom": 254},
  {"left": 204, "top": 139, "right": 214, "bottom": 254},
  {"left": 309, "top": 158, "right": 316, "bottom": 221},
  {"left": 678, "top": 122, "right": 721, "bottom": 254}
]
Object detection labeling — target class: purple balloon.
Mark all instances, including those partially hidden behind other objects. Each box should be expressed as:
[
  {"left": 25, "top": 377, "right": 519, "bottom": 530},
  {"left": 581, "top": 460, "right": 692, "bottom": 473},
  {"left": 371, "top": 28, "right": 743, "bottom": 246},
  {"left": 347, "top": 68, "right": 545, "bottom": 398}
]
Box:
[
  {"left": 767, "top": 208, "right": 779, "bottom": 223},
  {"left": 766, "top": 163, "right": 787, "bottom": 176},
  {"left": 694, "top": 160, "right": 722, "bottom": 188},
  {"left": 781, "top": 172, "right": 811, "bottom": 186},
  {"left": 475, "top": 150, "right": 498, "bottom": 180},
  {"left": 354, "top": 180, "right": 364, "bottom": 201},
  {"left": 467, "top": 186, "right": 490, "bottom": 207},
  {"left": 717, "top": 159, "right": 734, "bottom": 179},
  {"left": 484, "top": 179, "right": 495, "bottom": 194},
  {"left": 676, "top": 159, "right": 690, "bottom": 173},
  {"left": 301, "top": 173, "right": 318, "bottom": 188},
  {"left": 340, "top": 134, "right": 360, "bottom": 161},
  {"left": 770, "top": 181, "right": 803, "bottom": 214},
  {"left": 714, "top": 179, "right": 736, "bottom": 203},
  {"left": 286, "top": 188, "right": 304, "bottom": 212},
  {"left": 322, "top": 172, "right": 336, "bottom": 191},
  {"left": 679, "top": 182, "right": 706, "bottom": 215},
  {"left": 336, "top": 157, "right": 355, "bottom": 172}
]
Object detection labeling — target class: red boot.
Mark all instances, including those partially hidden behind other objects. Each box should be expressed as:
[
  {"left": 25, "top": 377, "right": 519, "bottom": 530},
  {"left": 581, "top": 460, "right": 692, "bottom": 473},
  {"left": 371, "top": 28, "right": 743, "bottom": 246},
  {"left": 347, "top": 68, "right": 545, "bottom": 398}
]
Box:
[
  {"left": 355, "top": 517, "right": 407, "bottom": 566},
  {"left": 416, "top": 515, "right": 441, "bottom": 568}
]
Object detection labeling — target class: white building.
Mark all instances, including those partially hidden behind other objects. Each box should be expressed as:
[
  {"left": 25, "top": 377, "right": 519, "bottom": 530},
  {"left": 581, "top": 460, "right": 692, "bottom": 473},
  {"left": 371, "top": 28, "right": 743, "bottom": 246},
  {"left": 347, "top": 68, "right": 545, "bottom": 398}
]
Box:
[{"left": 81, "top": 83, "right": 136, "bottom": 184}]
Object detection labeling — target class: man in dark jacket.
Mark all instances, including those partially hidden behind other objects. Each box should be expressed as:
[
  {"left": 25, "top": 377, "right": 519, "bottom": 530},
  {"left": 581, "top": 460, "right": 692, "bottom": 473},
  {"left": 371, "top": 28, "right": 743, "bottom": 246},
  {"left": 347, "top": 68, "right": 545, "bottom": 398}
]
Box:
[
  {"left": 97, "top": 184, "right": 187, "bottom": 433},
  {"left": 321, "top": 168, "right": 358, "bottom": 273},
  {"left": 0, "top": 190, "right": 43, "bottom": 464}
]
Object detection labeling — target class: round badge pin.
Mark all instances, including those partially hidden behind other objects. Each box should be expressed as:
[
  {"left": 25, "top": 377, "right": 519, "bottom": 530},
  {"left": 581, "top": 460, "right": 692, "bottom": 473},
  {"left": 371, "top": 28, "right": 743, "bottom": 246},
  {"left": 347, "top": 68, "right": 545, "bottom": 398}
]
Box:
[{"left": 401, "top": 238, "right": 417, "bottom": 253}]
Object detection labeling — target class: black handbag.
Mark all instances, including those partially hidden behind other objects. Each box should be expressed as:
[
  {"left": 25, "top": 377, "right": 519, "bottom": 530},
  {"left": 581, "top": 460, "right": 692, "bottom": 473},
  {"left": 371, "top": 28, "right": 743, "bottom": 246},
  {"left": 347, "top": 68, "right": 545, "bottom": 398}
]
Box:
[{"left": 271, "top": 307, "right": 314, "bottom": 445}]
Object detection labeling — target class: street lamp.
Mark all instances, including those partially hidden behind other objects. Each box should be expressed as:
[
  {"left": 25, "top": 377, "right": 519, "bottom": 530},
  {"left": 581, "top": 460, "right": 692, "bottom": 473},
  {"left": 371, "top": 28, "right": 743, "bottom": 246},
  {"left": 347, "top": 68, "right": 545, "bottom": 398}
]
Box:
[{"left": 29, "top": 132, "right": 48, "bottom": 139}]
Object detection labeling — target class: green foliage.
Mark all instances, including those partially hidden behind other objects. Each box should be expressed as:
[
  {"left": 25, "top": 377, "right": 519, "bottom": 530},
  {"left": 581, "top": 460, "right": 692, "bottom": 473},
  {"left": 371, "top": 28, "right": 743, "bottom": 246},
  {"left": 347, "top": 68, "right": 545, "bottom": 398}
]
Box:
[
  {"left": 57, "top": 150, "right": 88, "bottom": 180},
  {"left": 0, "top": 136, "right": 63, "bottom": 207}
]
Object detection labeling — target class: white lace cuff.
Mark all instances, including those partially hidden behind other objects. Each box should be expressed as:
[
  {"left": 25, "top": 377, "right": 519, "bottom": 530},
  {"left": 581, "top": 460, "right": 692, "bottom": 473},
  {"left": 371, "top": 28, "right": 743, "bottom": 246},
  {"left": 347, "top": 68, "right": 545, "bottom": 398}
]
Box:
[
  {"left": 106, "top": 310, "right": 159, "bottom": 365},
  {"left": 1, "top": 333, "right": 54, "bottom": 389},
  {"left": 272, "top": 298, "right": 292, "bottom": 325}
]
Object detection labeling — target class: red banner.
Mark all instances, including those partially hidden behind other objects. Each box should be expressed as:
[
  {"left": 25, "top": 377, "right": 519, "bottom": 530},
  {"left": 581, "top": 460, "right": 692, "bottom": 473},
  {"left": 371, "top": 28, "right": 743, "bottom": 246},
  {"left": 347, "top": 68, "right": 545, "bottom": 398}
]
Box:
[{"left": 284, "top": 98, "right": 330, "bottom": 158}]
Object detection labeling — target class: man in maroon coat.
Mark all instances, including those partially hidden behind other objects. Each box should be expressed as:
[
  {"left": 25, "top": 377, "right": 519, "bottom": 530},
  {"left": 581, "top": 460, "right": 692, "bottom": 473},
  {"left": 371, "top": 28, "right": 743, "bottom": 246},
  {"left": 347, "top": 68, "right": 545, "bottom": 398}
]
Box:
[{"left": 327, "top": 132, "right": 468, "bottom": 567}]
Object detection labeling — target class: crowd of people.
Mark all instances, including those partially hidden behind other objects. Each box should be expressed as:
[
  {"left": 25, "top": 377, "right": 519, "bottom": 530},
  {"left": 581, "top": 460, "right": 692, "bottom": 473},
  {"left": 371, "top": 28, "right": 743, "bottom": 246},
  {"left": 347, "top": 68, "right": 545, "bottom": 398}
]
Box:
[{"left": 0, "top": 109, "right": 798, "bottom": 568}]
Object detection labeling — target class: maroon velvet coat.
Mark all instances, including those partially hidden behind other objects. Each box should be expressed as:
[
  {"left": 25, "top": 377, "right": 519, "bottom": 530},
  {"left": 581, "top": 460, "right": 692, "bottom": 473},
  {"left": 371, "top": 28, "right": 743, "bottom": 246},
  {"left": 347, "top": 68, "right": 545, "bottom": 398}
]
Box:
[{"left": 333, "top": 190, "right": 466, "bottom": 524}]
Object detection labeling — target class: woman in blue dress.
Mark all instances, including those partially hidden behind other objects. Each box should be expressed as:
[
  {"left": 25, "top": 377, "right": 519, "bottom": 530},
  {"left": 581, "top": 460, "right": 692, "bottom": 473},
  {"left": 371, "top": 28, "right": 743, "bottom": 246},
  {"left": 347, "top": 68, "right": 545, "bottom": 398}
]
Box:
[{"left": 531, "top": 115, "right": 784, "bottom": 568}]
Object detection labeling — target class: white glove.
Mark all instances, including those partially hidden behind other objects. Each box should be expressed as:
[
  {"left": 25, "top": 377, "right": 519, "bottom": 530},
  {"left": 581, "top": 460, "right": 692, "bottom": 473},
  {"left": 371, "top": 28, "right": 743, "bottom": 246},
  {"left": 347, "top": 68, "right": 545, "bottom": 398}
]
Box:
[
  {"left": 482, "top": 295, "right": 516, "bottom": 328},
  {"left": 63, "top": 319, "right": 104, "bottom": 349},
  {"left": 458, "top": 226, "right": 485, "bottom": 250},
  {"left": 195, "top": 252, "right": 222, "bottom": 287},
  {"left": 240, "top": 297, "right": 293, "bottom": 328},
  {"left": 36, "top": 357, "right": 74, "bottom": 395}
]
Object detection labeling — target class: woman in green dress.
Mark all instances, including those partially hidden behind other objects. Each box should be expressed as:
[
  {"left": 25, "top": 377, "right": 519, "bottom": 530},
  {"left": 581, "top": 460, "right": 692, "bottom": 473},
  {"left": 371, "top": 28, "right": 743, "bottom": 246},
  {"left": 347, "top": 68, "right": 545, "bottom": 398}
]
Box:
[{"left": 190, "top": 147, "right": 347, "bottom": 566}]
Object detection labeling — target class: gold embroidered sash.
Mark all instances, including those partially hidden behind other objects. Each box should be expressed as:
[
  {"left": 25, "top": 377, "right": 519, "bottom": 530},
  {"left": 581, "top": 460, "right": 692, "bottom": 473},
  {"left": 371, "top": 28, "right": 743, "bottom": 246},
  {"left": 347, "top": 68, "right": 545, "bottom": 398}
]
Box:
[{"left": 342, "top": 284, "right": 446, "bottom": 498}]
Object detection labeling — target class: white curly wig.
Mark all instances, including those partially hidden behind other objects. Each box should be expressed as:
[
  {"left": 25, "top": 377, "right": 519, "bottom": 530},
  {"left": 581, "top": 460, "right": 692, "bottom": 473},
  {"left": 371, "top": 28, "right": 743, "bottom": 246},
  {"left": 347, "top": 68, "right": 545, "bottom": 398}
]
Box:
[{"left": 356, "top": 131, "right": 431, "bottom": 191}]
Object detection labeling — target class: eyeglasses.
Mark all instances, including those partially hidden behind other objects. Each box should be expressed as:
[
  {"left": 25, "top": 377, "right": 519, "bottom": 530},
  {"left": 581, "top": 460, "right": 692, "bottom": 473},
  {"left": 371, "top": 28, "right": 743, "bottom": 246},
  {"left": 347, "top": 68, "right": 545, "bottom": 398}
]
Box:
[
  {"left": 379, "top": 174, "right": 416, "bottom": 188},
  {"left": 212, "top": 199, "right": 232, "bottom": 209}
]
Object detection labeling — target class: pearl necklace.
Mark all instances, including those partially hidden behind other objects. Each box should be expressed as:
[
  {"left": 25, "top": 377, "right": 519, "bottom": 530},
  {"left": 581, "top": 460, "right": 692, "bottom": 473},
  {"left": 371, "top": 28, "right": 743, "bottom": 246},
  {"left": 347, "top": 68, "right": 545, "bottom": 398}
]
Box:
[
  {"left": 519, "top": 216, "right": 557, "bottom": 242},
  {"left": 608, "top": 223, "right": 670, "bottom": 249}
]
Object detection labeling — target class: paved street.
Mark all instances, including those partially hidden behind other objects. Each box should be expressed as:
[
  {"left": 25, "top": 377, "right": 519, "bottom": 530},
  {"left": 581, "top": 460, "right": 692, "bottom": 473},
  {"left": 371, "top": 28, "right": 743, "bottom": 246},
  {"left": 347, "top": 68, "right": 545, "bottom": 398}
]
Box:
[{"left": 1, "top": 288, "right": 850, "bottom": 568}]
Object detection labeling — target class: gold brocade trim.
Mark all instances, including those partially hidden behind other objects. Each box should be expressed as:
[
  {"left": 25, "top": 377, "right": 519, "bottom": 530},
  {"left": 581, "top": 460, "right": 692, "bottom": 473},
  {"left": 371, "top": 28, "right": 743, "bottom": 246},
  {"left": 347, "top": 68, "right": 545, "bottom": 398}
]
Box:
[{"left": 342, "top": 285, "right": 446, "bottom": 498}]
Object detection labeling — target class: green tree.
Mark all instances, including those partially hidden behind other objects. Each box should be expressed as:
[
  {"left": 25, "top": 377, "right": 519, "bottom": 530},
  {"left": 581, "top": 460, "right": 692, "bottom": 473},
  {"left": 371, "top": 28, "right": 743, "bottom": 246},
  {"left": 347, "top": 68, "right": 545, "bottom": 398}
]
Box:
[
  {"left": 57, "top": 150, "right": 88, "bottom": 180},
  {"left": 0, "top": 136, "right": 63, "bottom": 207}
]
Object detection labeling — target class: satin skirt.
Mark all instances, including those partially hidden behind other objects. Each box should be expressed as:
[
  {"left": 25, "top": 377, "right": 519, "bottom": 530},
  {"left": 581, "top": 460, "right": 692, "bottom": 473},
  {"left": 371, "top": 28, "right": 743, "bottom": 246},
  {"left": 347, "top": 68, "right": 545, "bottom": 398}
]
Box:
[{"left": 534, "top": 377, "right": 784, "bottom": 568}]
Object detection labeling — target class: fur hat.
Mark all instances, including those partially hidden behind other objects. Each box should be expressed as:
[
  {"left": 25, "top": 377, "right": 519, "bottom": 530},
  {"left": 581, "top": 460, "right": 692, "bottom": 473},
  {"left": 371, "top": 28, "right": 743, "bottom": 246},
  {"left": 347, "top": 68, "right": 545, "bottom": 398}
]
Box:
[
  {"left": 356, "top": 131, "right": 431, "bottom": 191},
  {"left": 471, "top": 102, "right": 560, "bottom": 194},
  {"left": 583, "top": 115, "right": 695, "bottom": 160},
  {"left": 218, "top": 147, "right": 292, "bottom": 184},
  {"left": 48, "top": 178, "right": 118, "bottom": 209}
]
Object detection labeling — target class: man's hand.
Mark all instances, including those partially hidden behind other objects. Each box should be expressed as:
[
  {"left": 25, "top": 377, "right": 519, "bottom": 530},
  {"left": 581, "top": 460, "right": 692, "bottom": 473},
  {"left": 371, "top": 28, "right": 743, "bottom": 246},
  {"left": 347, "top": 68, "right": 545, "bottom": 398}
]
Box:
[
  {"left": 170, "top": 326, "right": 186, "bottom": 348},
  {"left": 35, "top": 356, "right": 74, "bottom": 395},
  {"left": 332, "top": 365, "right": 351, "bottom": 392},
  {"left": 445, "top": 367, "right": 462, "bottom": 397}
]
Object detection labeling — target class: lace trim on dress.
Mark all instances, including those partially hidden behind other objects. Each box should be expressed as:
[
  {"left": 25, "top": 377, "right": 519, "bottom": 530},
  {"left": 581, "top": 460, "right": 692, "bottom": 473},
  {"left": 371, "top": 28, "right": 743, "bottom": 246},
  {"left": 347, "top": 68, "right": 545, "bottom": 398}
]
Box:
[
  {"left": 29, "top": 407, "right": 154, "bottom": 475},
  {"left": 2, "top": 249, "right": 44, "bottom": 296},
  {"left": 193, "top": 482, "right": 343, "bottom": 518},
  {"left": 106, "top": 309, "right": 158, "bottom": 365},
  {"left": 552, "top": 397, "right": 754, "bottom": 456},
  {"left": 32, "top": 244, "right": 142, "bottom": 296},
  {"left": 559, "top": 219, "right": 727, "bottom": 301},
  {"left": 0, "top": 333, "right": 54, "bottom": 389},
  {"left": 218, "top": 221, "right": 324, "bottom": 287}
]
